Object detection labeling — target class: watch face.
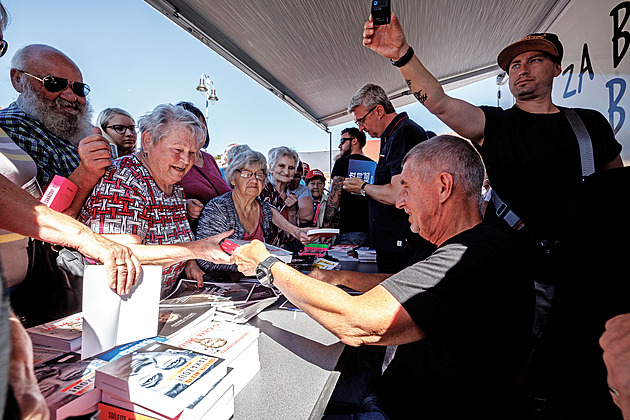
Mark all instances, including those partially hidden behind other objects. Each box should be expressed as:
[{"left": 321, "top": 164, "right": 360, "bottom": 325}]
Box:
[{"left": 256, "top": 268, "right": 266, "bottom": 281}]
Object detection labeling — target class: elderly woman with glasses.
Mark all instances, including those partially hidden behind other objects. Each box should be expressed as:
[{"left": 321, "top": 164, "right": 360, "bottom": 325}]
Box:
[
  {"left": 96, "top": 107, "right": 137, "bottom": 158},
  {"left": 195, "top": 149, "right": 274, "bottom": 272},
  {"left": 80, "top": 104, "right": 233, "bottom": 298}
]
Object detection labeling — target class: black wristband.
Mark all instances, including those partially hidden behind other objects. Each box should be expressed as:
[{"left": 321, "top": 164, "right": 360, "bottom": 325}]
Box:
[
  {"left": 390, "top": 46, "right": 414, "bottom": 68},
  {"left": 361, "top": 182, "right": 368, "bottom": 190}
]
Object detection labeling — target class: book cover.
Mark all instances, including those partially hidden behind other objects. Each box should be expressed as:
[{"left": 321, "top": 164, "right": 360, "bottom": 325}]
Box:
[
  {"left": 33, "top": 345, "right": 66, "bottom": 365},
  {"left": 26, "top": 312, "right": 83, "bottom": 352},
  {"left": 306, "top": 228, "right": 339, "bottom": 238},
  {"left": 95, "top": 342, "right": 227, "bottom": 418},
  {"left": 199, "top": 281, "right": 255, "bottom": 305},
  {"left": 157, "top": 306, "right": 216, "bottom": 339},
  {"left": 82, "top": 265, "right": 162, "bottom": 359},
  {"left": 166, "top": 321, "right": 259, "bottom": 364},
  {"left": 34, "top": 352, "right": 106, "bottom": 420},
  {"left": 95, "top": 337, "right": 167, "bottom": 363},
  {"left": 160, "top": 279, "right": 231, "bottom": 308},
  {"left": 348, "top": 159, "right": 377, "bottom": 184},
  {"left": 40, "top": 174, "right": 77, "bottom": 212},
  {"left": 221, "top": 238, "right": 292, "bottom": 263},
  {"left": 97, "top": 402, "right": 162, "bottom": 420}
]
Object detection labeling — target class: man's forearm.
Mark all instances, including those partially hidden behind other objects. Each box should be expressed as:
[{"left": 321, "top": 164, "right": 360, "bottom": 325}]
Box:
[
  {"left": 364, "top": 181, "right": 401, "bottom": 206},
  {"left": 334, "top": 270, "right": 391, "bottom": 293}
]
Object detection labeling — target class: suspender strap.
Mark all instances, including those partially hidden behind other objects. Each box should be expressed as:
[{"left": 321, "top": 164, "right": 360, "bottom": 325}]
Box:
[
  {"left": 491, "top": 107, "right": 594, "bottom": 232},
  {"left": 561, "top": 107, "right": 595, "bottom": 178}
]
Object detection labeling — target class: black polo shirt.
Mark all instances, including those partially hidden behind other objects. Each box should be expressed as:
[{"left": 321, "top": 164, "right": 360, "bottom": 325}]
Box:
[
  {"left": 369, "top": 112, "right": 427, "bottom": 253},
  {"left": 331, "top": 153, "right": 375, "bottom": 233}
]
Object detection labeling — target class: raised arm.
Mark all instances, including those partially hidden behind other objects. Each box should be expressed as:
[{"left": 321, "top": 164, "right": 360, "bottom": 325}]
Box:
[{"left": 363, "top": 13, "right": 486, "bottom": 143}]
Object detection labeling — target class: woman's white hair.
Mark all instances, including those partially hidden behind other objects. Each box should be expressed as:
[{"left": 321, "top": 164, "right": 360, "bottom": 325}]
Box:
[{"left": 137, "top": 103, "right": 204, "bottom": 149}]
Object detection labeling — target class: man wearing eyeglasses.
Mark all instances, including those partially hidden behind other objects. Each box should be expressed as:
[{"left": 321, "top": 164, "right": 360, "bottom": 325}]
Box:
[
  {"left": 0, "top": 44, "right": 113, "bottom": 217},
  {"left": 343, "top": 84, "right": 430, "bottom": 274}
]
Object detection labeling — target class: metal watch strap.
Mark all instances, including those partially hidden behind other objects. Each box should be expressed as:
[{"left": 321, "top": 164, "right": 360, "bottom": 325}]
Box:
[{"left": 258, "top": 256, "right": 281, "bottom": 287}]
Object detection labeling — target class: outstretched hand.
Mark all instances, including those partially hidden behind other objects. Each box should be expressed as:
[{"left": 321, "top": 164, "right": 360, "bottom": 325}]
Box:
[
  {"left": 231, "top": 240, "right": 270, "bottom": 277},
  {"left": 362, "top": 13, "right": 409, "bottom": 61}
]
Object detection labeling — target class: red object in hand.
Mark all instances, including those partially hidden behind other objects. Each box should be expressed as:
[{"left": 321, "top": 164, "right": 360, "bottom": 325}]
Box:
[{"left": 220, "top": 239, "right": 240, "bottom": 255}]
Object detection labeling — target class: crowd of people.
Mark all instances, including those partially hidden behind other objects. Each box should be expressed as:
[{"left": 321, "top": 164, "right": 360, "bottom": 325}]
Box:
[{"left": 0, "top": 2, "right": 629, "bottom": 420}]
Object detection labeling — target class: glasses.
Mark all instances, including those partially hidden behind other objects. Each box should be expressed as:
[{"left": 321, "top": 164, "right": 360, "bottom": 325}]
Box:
[
  {"left": 339, "top": 137, "right": 354, "bottom": 145},
  {"left": 354, "top": 106, "right": 377, "bottom": 127},
  {"left": 0, "top": 39, "right": 8, "bottom": 58},
  {"left": 236, "top": 169, "right": 266, "bottom": 181},
  {"left": 18, "top": 70, "right": 91, "bottom": 97},
  {"left": 106, "top": 124, "right": 138, "bottom": 134}
]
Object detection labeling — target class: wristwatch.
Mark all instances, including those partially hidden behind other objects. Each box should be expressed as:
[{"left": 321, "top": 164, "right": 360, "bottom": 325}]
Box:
[
  {"left": 360, "top": 182, "right": 368, "bottom": 197},
  {"left": 256, "top": 256, "right": 281, "bottom": 288}
]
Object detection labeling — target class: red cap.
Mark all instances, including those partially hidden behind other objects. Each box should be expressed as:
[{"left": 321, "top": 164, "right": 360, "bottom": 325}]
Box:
[
  {"left": 305, "top": 169, "right": 325, "bottom": 182},
  {"left": 302, "top": 162, "right": 310, "bottom": 173}
]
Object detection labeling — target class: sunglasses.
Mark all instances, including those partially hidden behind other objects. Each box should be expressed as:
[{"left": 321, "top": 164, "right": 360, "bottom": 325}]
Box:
[
  {"left": 0, "top": 39, "right": 7, "bottom": 58},
  {"left": 106, "top": 124, "right": 138, "bottom": 134},
  {"left": 339, "top": 137, "right": 354, "bottom": 145},
  {"left": 236, "top": 169, "right": 266, "bottom": 181},
  {"left": 18, "top": 70, "right": 91, "bottom": 97}
]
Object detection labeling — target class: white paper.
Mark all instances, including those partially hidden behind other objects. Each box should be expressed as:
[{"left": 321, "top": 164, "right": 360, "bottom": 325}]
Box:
[{"left": 81, "top": 265, "right": 162, "bottom": 359}]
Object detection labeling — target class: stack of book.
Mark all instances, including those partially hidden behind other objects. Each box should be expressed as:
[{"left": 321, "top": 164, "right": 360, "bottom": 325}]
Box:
[
  {"left": 166, "top": 321, "right": 260, "bottom": 395},
  {"left": 94, "top": 341, "right": 230, "bottom": 420},
  {"left": 327, "top": 244, "right": 359, "bottom": 261},
  {"left": 33, "top": 351, "right": 107, "bottom": 420},
  {"left": 299, "top": 243, "right": 329, "bottom": 257},
  {"left": 210, "top": 281, "right": 279, "bottom": 323},
  {"left": 27, "top": 312, "right": 83, "bottom": 352},
  {"left": 356, "top": 247, "right": 377, "bottom": 262}
]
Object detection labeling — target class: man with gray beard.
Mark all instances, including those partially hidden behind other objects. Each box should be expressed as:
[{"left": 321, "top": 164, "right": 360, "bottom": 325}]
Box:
[{"left": 0, "top": 44, "right": 112, "bottom": 216}]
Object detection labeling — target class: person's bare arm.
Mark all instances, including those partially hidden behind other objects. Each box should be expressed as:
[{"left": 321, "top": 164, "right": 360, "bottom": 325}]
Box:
[
  {"left": 308, "top": 268, "right": 391, "bottom": 293},
  {"left": 271, "top": 207, "right": 315, "bottom": 245},
  {"left": 231, "top": 241, "right": 423, "bottom": 346},
  {"left": 9, "top": 312, "right": 49, "bottom": 420},
  {"left": 363, "top": 13, "right": 486, "bottom": 144},
  {"left": 0, "top": 173, "right": 139, "bottom": 294},
  {"left": 102, "top": 230, "right": 233, "bottom": 268},
  {"left": 343, "top": 175, "right": 402, "bottom": 206},
  {"left": 297, "top": 195, "right": 314, "bottom": 226},
  {"left": 323, "top": 176, "right": 343, "bottom": 228},
  {"left": 601, "top": 313, "right": 630, "bottom": 418}
]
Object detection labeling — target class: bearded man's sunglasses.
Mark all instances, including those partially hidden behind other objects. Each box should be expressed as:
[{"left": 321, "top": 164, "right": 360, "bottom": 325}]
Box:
[{"left": 18, "top": 70, "right": 91, "bottom": 97}]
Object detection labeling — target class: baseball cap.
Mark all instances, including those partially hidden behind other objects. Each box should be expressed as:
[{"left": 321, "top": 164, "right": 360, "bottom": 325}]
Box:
[
  {"left": 497, "top": 33, "right": 563, "bottom": 71},
  {"left": 305, "top": 169, "right": 325, "bottom": 182}
]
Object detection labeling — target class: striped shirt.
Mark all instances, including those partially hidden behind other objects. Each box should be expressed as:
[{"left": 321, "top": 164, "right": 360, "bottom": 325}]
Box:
[{"left": 0, "top": 102, "right": 81, "bottom": 188}]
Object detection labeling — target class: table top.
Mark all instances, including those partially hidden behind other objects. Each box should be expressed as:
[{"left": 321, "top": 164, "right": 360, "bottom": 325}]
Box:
[{"left": 234, "top": 304, "right": 345, "bottom": 420}]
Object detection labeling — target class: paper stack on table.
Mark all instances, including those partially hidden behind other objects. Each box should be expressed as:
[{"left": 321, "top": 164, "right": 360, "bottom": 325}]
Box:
[{"left": 356, "top": 247, "right": 377, "bottom": 262}]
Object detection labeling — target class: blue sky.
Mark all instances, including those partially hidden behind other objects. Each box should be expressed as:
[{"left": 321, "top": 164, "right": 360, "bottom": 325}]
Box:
[{"left": 0, "top": 0, "right": 508, "bottom": 159}]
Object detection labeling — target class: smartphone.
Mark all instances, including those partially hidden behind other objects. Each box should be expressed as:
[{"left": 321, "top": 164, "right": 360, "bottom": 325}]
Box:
[{"left": 371, "top": 0, "right": 391, "bottom": 25}]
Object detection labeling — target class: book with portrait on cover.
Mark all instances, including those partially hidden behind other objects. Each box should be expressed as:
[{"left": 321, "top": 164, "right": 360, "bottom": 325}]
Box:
[{"left": 94, "top": 341, "right": 227, "bottom": 418}]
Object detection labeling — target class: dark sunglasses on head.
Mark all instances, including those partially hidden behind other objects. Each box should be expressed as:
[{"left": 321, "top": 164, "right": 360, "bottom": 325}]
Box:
[
  {"left": 106, "top": 124, "right": 138, "bottom": 134},
  {"left": 0, "top": 39, "right": 8, "bottom": 58},
  {"left": 18, "top": 70, "right": 91, "bottom": 97}
]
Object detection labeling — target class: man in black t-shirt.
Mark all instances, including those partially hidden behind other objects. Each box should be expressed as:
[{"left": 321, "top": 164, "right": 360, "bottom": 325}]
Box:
[
  {"left": 343, "top": 84, "right": 430, "bottom": 273},
  {"left": 362, "top": 15, "right": 625, "bottom": 419},
  {"left": 231, "top": 136, "right": 533, "bottom": 420},
  {"left": 324, "top": 127, "right": 374, "bottom": 247}
]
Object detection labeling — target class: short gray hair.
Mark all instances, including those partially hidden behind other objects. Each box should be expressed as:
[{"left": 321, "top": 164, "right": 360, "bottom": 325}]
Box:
[
  {"left": 267, "top": 146, "right": 299, "bottom": 172},
  {"left": 348, "top": 83, "right": 395, "bottom": 114},
  {"left": 226, "top": 144, "right": 252, "bottom": 165},
  {"left": 403, "top": 135, "right": 486, "bottom": 205},
  {"left": 226, "top": 149, "right": 268, "bottom": 185},
  {"left": 0, "top": 2, "right": 9, "bottom": 31},
  {"left": 137, "top": 103, "right": 204, "bottom": 149}
]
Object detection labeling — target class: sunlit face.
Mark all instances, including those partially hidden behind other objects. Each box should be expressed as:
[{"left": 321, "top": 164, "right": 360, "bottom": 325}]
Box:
[
  {"left": 272, "top": 155, "right": 296, "bottom": 184},
  {"left": 22, "top": 53, "right": 87, "bottom": 114},
  {"left": 142, "top": 124, "right": 198, "bottom": 192},
  {"left": 396, "top": 162, "right": 439, "bottom": 241},
  {"left": 307, "top": 178, "right": 324, "bottom": 200},
  {"left": 507, "top": 51, "right": 560, "bottom": 100},
  {"left": 105, "top": 114, "right": 137, "bottom": 154},
  {"left": 233, "top": 163, "right": 265, "bottom": 198}
]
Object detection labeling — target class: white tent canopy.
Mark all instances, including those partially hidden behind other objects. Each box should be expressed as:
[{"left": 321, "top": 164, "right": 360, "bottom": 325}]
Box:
[{"left": 144, "top": 0, "right": 572, "bottom": 130}]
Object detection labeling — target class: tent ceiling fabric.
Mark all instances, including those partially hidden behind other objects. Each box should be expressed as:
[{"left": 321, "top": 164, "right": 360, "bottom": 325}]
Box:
[{"left": 145, "top": 0, "right": 572, "bottom": 130}]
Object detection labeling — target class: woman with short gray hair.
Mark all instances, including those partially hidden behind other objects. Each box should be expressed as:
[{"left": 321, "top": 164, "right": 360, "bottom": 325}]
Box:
[
  {"left": 196, "top": 149, "right": 274, "bottom": 272},
  {"left": 81, "top": 103, "right": 232, "bottom": 297}
]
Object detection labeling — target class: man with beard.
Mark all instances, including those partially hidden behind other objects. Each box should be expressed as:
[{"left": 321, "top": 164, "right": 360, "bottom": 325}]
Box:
[
  {"left": 323, "top": 127, "right": 374, "bottom": 246},
  {"left": 0, "top": 44, "right": 112, "bottom": 216}
]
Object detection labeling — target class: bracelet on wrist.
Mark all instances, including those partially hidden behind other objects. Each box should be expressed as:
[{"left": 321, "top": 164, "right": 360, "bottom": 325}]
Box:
[{"left": 390, "top": 46, "right": 414, "bottom": 68}]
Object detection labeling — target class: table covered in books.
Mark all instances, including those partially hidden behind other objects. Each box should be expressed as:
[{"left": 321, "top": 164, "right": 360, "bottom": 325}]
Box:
[{"left": 26, "top": 248, "right": 379, "bottom": 420}]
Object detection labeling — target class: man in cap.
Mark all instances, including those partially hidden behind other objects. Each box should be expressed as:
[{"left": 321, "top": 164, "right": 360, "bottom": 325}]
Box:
[
  {"left": 362, "top": 13, "right": 623, "bottom": 419},
  {"left": 305, "top": 168, "right": 327, "bottom": 227}
]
